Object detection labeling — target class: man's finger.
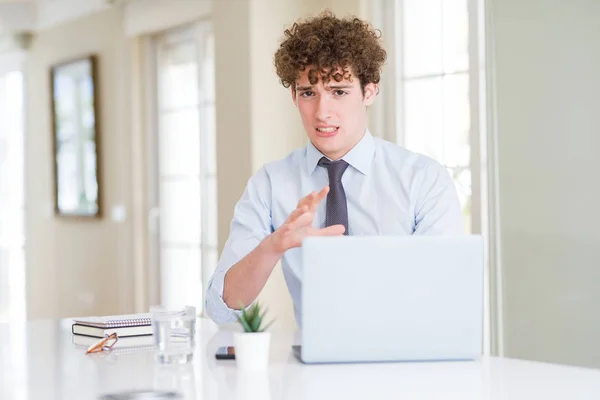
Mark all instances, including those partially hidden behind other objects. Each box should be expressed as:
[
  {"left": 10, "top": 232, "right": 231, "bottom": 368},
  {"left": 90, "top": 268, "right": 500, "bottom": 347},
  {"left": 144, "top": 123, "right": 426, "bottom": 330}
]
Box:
[
  {"left": 288, "top": 209, "right": 314, "bottom": 231},
  {"left": 297, "top": 191, "right": 316, "bottom": 208},
  {"left": 286, "top": 206, "right": 307, "bottom": 224},
  {"left": 313, "top": 224, "right": 345, "bottom": 236},
  {"left": 303, "top": 186, "right": 328, "bottom": 212},
  {"left": 314, "top": 186, "right": 330, "bottom": 205}
]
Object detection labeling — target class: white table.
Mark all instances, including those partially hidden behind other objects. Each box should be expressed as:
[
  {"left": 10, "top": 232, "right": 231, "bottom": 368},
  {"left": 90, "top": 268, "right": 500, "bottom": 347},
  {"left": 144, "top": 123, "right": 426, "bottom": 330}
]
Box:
[{"left": 1, "top": 318, "right": 600, "bottom": 399}]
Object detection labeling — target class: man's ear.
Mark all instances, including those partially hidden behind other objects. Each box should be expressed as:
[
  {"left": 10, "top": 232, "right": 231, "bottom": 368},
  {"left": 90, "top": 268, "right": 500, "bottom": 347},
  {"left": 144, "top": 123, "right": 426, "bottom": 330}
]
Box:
[
  {"left": 291, "top": 86, "right": 298, "bottom": 106},
  {"left": 363, "top": 83, "right": 378, "bottom": 107}
]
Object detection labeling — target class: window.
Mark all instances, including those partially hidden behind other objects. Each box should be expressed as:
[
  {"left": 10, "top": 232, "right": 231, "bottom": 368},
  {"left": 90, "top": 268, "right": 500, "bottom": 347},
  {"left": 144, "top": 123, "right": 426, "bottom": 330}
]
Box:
[
  {"left": 402, "top": 0, "right": 472, "bottom": 232},
  {"left": 0, "top": 67, "right": 26, "bottom": 323},
  {"left": 373, "top": 0, "right": 491, "bottom": 353},
  {"left": 373, "top": 0, "right": 484, "bottom": 234},
  {"left": 152, "top": 22, "right": 217, "bottom": 311}
]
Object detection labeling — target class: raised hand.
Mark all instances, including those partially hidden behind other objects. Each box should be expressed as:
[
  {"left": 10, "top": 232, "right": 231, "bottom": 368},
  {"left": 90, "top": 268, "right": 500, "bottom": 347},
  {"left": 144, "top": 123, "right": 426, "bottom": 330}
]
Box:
[{"left": 267, "top": 186, "right": 345, "bottom": 254}]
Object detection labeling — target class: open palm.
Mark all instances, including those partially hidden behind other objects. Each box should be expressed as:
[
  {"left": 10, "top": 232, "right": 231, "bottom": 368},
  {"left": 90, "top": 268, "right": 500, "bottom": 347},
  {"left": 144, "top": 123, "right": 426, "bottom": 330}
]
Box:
[{"left": 270, "top": 186, "right": 345, "bottom": 253}]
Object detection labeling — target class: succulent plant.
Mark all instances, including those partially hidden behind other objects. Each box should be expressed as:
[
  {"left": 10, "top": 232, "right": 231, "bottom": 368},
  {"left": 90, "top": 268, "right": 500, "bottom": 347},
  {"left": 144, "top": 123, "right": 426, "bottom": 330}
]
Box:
[{"left": 237, "top": 302, "right": 274, "bottom": 333}]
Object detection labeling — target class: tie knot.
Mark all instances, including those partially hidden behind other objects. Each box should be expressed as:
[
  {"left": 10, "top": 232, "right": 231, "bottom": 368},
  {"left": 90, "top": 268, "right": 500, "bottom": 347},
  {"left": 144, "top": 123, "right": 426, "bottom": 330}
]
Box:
[{"left": 318, "top": 157, "right": 349, "bottom": 183}]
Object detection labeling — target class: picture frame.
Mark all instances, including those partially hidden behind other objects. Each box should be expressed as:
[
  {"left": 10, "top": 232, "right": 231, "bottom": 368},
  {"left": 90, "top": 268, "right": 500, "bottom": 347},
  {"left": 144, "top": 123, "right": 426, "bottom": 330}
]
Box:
[{"left": 50, "top": 54, "right": 101, "bottom": 218}]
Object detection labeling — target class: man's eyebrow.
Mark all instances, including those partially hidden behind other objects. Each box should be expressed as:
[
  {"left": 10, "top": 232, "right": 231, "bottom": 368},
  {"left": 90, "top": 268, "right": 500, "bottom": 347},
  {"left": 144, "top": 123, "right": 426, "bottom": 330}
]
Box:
[
  {"left": 295, "top": 84, "right": 354, "bottom": 91},
  {"left": 327, "top": 84, "right": 354, "bottom": 89}
]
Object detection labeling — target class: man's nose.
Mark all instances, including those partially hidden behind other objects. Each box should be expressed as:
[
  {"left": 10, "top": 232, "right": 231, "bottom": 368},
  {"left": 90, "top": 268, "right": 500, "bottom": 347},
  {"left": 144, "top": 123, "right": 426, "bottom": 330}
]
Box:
[{"left": 315, "top": 95, "right": 332, "bottom": 121}]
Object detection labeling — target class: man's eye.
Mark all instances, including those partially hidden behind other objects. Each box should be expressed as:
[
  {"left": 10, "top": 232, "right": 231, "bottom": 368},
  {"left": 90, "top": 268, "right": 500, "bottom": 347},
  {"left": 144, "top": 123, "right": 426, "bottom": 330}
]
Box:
[
  {"left": 300, "top": 91, "right": 314, "bottom": 97},
  {"left": 334, "top": 90, "right": 348, "bottom": 96}
]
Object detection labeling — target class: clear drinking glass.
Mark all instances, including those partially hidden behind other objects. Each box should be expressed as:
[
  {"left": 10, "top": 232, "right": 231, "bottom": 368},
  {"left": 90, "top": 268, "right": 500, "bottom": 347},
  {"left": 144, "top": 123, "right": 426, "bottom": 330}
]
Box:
[{"left": 150, "top": 305, "right": 197, "bottom": 364}]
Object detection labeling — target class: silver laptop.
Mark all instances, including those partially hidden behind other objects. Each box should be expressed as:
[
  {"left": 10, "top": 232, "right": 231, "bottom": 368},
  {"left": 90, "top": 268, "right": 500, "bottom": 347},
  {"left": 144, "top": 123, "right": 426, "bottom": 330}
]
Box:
[{"left": 295, "top": 235, "right": 483, "bottom": 364}]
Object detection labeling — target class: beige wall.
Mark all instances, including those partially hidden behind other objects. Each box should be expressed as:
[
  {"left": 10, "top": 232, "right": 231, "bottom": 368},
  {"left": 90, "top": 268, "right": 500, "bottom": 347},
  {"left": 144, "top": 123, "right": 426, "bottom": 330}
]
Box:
[
  {"left": 123, "top": 0, "right": 211, "bottom": 36},
  {"left": 25, "top": 7, "right": 135, "bottom": 319},
  {"left": 494, "top": 0, "right": 600, "bottom": 368},
  {"left": 213, "top": 0, "right": 253, "bottom": 256}
]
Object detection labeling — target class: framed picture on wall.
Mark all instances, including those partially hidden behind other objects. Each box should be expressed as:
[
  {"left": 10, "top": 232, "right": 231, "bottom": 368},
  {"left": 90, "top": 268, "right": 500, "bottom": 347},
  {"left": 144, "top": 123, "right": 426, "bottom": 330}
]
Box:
[{"left": 50, "top": 54, "right": 101, "bottom": 218}]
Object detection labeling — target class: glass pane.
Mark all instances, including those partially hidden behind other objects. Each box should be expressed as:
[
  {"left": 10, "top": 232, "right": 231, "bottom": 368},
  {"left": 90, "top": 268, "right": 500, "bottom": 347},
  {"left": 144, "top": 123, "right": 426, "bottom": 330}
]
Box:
[
  {"left": 0, "top": 249, "right": 8, "bottom": 320},
  {"left": 7, "top": 247, "right": 25, "bottom": 319},
  {"left": 403, "top": 0, "right": 443, "bottom": 77},
  {"left": 202, "top": 31, "right": 215, "bottom": 104},
  {"left": 202, "top": 105, "right": 216, "bottom": 175},
  {"left": 160, "top": 41, "right": 198, "bottom": 109},
  {"left": 0, "top": 70, "right": 25, "bottom": 322},
  {"left": 5, "top": 71, "right": 23, "bottom": 129},
  {"left": 8, "top": 137, "right": 24, "bottom": 208},
  {"left": 0, "top": 138, "right": 10, "bottom": 205},
  {"left": 446, "top": 166, "right": 472, "bottom": 233},
  {"left": 160, "top": 246, "right": 202, "bottom": 308},
  {"left": 0, "top": 213, "right": 24, "bottom": 247},
  {"left": 0, "top": 73, "right": 24, "bottom": 210},
  {"left": 404, "top": 77, "right": 443, "bottom": 161},
  {"left": 159, "top": 109, "right": 200, "bottom": 177},
  {"left": 204, "top": 177, "right": 218, "bottom": 248},
  {"left": 443, "top": 73, "right": 470, "bottom": 167},
  {"left": 443, "top": 0, "right": 469, "bottom": 73},
  {"left": 160, "top": 179, "right": 201, "bottom": 245}
]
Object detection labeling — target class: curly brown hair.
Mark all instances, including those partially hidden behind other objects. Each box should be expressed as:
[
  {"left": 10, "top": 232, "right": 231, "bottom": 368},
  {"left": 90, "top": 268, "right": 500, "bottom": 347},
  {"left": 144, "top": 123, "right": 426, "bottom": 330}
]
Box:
[{"left": 274, "top": 11, "right": 387, "bottom": 93}]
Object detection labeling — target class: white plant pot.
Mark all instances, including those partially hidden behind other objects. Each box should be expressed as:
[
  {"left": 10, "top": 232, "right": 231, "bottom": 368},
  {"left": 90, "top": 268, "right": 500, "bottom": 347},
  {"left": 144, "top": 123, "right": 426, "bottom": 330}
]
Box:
[{"left": 233, "top": 331, "right": 271, "bottom": 370}]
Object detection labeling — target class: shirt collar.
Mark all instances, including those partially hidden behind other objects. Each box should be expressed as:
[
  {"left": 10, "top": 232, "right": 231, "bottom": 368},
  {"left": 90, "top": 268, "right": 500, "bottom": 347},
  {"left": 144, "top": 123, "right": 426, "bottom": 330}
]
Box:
[{"left": 305, "top": 129, "right": 375, "bottom": 176}]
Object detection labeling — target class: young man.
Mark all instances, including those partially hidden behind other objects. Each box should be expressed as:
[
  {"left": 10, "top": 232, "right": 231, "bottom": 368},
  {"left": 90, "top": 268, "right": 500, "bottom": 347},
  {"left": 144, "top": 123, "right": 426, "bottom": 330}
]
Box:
[{"left": 205, "top": 12, "right": 464, "bottom": 327}]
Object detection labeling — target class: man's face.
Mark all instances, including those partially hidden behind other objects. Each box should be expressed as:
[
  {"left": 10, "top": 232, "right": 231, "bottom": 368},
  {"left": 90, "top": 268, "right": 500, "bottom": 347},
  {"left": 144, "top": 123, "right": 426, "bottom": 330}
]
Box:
[{"left": 292, "top": 67, "right": 377, "bottom": 160}]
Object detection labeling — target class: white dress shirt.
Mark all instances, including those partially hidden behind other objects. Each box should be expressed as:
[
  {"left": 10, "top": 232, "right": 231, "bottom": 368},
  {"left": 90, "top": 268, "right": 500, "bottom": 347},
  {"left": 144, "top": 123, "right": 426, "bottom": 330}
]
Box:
[{"left": 205, "top": 130, "right": 465, "bottom": 327}]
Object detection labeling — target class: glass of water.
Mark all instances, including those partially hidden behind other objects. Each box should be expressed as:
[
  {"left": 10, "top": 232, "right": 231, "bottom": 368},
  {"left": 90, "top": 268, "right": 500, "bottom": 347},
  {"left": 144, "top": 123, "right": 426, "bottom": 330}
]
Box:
[{"left": 150, "top": 305, "right": 197, "bottom": 364}]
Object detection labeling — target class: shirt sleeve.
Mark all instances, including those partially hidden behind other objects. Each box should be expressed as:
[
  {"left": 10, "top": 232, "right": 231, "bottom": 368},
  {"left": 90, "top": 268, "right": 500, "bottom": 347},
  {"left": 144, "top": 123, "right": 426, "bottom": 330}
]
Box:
[
  {"left": 204, "top": 167, "right": 274, "bottom": 324},
  {"left": 413, "top": 161, "right": 465, "bottom": 235}
]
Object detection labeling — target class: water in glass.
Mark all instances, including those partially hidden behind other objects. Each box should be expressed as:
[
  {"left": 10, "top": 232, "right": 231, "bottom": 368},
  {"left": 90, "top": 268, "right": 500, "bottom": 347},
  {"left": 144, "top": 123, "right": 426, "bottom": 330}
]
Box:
[{"left": 151, "top": 305, "right": 196, "bottom": 364}]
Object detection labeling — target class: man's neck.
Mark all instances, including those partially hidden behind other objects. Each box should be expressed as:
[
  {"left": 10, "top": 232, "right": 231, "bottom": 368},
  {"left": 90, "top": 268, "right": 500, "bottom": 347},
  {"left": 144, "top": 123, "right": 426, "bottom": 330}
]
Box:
[{"left": 319, "top": 130, "right": 367, "bottom": 161}]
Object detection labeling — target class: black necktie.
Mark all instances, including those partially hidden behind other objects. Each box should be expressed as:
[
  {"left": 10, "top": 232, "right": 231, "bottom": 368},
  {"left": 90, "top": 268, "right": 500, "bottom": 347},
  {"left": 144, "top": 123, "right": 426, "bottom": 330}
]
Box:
[{"left": 318, "top": 157, "right": 350, "bottom": 235}]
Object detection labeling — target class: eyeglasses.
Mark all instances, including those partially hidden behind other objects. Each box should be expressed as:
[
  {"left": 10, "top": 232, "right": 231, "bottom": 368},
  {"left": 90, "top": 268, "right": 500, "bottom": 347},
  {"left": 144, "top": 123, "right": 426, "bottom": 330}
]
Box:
[{"left": 86, "top": 333, "right": 119, "bottom": 354}]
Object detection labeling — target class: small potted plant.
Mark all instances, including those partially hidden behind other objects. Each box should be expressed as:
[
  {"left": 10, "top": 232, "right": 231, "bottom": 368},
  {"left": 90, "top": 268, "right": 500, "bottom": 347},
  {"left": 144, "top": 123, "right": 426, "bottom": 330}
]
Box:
[{"left": 234, "top": 302, "right": 274, "bottom": 370}]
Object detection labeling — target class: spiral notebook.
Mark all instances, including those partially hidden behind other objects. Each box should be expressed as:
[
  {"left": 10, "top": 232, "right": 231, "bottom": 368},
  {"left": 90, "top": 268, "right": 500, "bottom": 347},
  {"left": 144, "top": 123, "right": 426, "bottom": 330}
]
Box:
[{"left": 72, "top": 313, "right": 153, "bottom": 338}]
